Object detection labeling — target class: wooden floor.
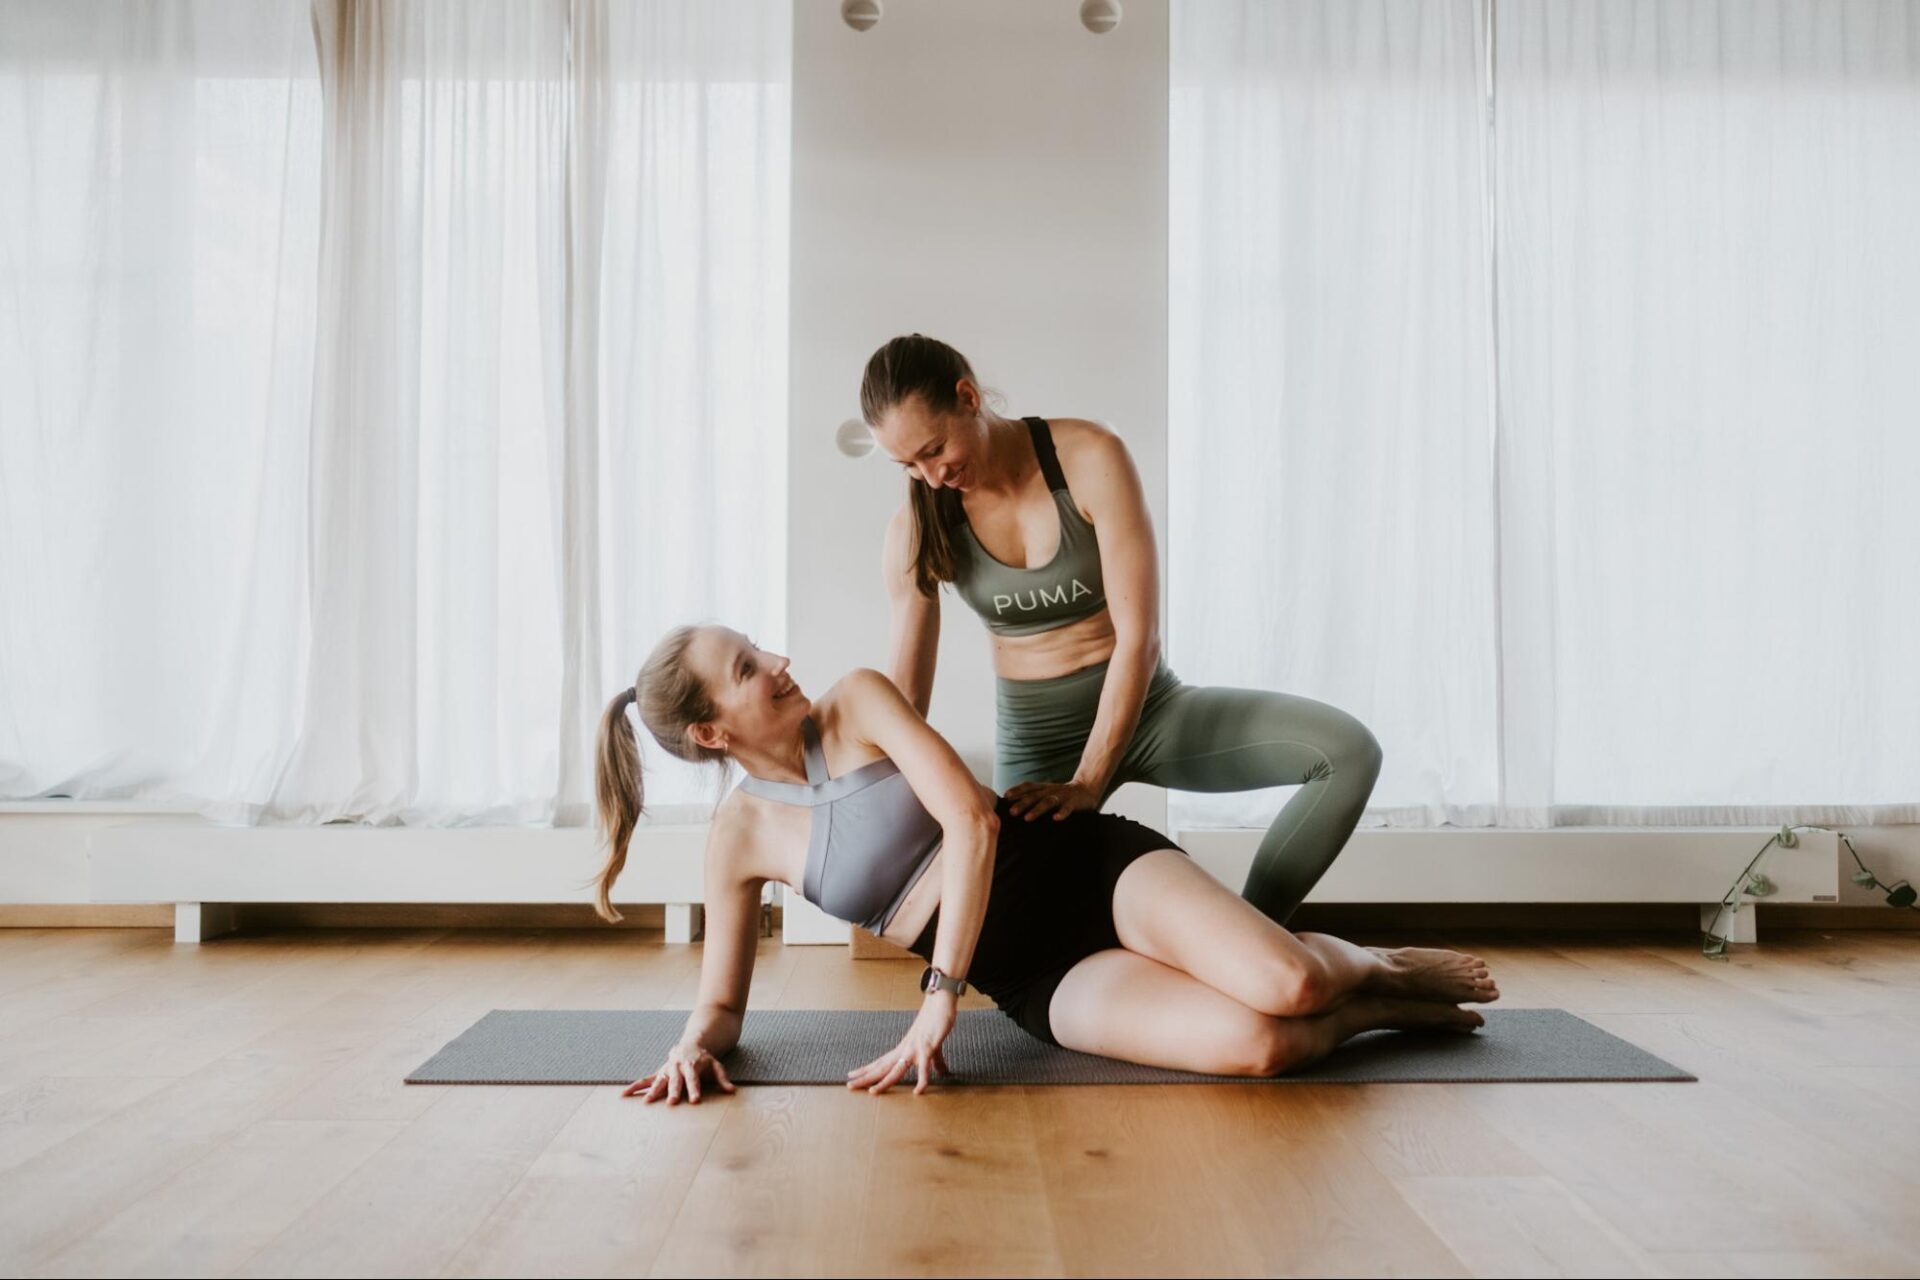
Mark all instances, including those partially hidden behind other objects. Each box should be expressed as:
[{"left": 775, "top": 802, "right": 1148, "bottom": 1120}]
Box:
[{"left": 0, "top": 925, "right": 1916, "bottom": 1278}]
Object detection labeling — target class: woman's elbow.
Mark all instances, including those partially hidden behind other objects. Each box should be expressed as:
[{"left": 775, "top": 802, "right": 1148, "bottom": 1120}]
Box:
[
  {"left": 1117, "top": 628, "right": 1162, "bottom": 667},
  {"left": 949, "top": 805, "right": 999, "bottom": 855}
]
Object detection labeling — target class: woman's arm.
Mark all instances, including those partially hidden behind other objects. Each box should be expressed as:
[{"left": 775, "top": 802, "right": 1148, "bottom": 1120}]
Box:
[
  {"left": 837, "top": 668, "right": 996, "bottom": 1094},
  {"left": 672, "top": 879, "right": 761, "bottom": 1056},
  {"left": 883, "top": 502, "right": 941, "bottom": 718},
  {"left": 627, "top": 809, "right": 764, "bottom": 1103},
  {"left": 840, "top": 668, "right": 995, "bottom": 982},
  {"left": 1010, "top": 427, "right": 1162, "bottom": 818}
]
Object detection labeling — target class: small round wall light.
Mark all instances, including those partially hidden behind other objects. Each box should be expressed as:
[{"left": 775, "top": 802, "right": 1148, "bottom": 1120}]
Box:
[
  {"left": 842, "top": 0, "right": 882, "bottom": 33},
  {"left": 1080, "top": 0, "right": 1122, "bottom": 34},
  {"left": 835, "top": 418, "right": 877, "bottom": 458}
]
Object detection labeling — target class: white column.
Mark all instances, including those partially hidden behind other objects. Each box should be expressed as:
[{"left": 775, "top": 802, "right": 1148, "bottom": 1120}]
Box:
[{"left": 787, "top": 1, "right": 1172, "bottom": 947}]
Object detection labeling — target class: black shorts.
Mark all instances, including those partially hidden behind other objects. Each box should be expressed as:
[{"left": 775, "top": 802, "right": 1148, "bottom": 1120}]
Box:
[{"left": 909, "top": 795, "right": 1185, "bottom": 1046}]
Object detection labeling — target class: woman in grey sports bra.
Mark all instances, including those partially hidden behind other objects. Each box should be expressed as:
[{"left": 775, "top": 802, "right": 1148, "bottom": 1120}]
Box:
[
  {"left": 593, "top": 623, "right": 1497, "bottom": 1101},
  {"left": 865, "top": 333, "right": 1384, "bottom": 928}
]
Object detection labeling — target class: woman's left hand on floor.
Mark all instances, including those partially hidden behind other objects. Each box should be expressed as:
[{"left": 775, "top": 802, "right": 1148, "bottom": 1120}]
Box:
[
  {"left": 847, "top": 993, "right": 956, "bottom": 1095},
  {"left": 1004, "top": 779, "right": 1101, "bottom": 821}
]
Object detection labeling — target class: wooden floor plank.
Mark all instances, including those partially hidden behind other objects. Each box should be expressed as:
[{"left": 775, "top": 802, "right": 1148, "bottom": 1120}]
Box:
[
  {"left": 856, "top": 1087, "right": 1062, "bottom": 1277},
  {"left": 231, "top": 1087, "right": 589, "bottom": 1279},
  {"left": 0, "top": 1007, "right": 405, "bottom": 1268},
  {"left": 1321, "top": 1082, "right": 1540, "bottom": 1179},
  {"left": 1034, "top": 1086, "right": 1469, "bottom": 1278},
  {"left": 650, "top": 1086, "right": 880, "bottom": 1279},
  {"left": 0, "top": 1075, "right": 174, "bottom": 1175},
  {"left": 0, "top": 925, "right": 1913, "bottom": 1278},
  {"left": 1647, "top": 1248, "right": 1907, "bottom": 1278},
  {"left": 1391, "top": 1174, "right": 1662, "bottom": 1278},
  {"left": 441, "top": 1085, "right": 727, "bottom": 1279},
  {"left": 36, "top": 1118, "right": 406, "bottom": 1279}
]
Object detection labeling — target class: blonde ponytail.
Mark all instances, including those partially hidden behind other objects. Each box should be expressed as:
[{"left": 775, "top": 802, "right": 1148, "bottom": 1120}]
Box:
[
  {"left": 589, "top": 625, "right": 726, "bottom": 923},
  {"left": 592, "top": 689, "right": 643, "bottom": 923}
]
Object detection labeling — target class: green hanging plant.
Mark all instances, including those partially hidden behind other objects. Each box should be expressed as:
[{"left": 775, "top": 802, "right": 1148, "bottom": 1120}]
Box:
[{"left": 1702, "top": 826, "right": 1918, "bottom": 960}]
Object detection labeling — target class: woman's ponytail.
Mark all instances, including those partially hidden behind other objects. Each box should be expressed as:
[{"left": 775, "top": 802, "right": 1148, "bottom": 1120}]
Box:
[
  {"left": 592, "top": 688, "right": 643, "bottom": 923},
  {"left": 861, "top": 333, "right": 979, "bottom": 596},
  {"left": 590, "top": 625, "right": 723, "bottom": 923}
]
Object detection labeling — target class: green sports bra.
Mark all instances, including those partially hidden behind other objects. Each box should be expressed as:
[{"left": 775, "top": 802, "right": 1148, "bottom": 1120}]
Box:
[{"left": 952, "top": 418, "right": 1108, "bottom": 637}]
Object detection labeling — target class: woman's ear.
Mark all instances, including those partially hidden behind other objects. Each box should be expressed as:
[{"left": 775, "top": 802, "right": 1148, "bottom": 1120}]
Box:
[
  {"left": 955, "top": 377, "right": 980, "bottom": 415},
  {"left": 687, "top": 721, "right": 727, "bottom": 753}
]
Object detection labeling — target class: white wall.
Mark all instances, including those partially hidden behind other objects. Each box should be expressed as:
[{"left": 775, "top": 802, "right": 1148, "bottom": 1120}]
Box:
[
  {"left": 9, "top": 1, "right": 1920, "bottom": 923},
  {"left": 782, "top": 0, "right": 1169, "bottom": 942},
  {"left": 787, "top": 0, "right": 1169, "bottom": 786}
]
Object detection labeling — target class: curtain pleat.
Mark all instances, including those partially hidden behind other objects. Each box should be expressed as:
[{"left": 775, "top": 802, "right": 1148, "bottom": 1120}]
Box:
[{"left": 0, "top": 0, "right": 790, "bottom": 825}]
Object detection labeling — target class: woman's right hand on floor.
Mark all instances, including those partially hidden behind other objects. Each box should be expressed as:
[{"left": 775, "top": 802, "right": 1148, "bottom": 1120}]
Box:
[{"left": 624, "top": 1041, "right": 736, "bottom": 1105}]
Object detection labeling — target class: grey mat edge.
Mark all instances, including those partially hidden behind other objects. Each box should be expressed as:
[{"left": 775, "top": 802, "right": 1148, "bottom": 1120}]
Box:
[{"left": 405, "top": 1007, "right": 1697, "bottom": 1086}]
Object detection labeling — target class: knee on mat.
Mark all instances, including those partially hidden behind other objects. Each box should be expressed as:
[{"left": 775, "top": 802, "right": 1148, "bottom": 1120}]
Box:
[{"left": 1240, "top": 1019, "right": 1310, "bottom": 1078}]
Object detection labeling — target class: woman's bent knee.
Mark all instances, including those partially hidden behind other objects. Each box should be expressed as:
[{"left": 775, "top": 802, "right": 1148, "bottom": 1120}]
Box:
[
  {"left": 1239, "top": 1019, "right": 1311, "bottom": 1077},
  {"left": 1252, "top": 955, "right": 1328, "bottom": 1019},
  {"left": 1335, "top": 717, "right": 1384, "bottom": 781}
]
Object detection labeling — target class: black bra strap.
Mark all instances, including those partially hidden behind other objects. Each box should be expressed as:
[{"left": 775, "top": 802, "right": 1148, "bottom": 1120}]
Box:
[{"left": 1024, "top": 417, "right": 1069, "bottom": 493}]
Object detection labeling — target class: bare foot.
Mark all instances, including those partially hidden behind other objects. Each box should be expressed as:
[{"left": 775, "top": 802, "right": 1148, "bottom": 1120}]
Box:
[
  {"left": 1358, "top": 996, "right": 1485, "bottom": 1034},
  {"left": 1366, "top": 946, "right": 1501, "bottom": 1005}
]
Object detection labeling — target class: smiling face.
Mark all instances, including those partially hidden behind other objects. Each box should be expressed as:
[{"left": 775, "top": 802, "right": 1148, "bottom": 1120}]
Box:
[
  {"left": 682, "top": 626, "right": 809, "bottom": 755},
  {"left": 870, "top": 383, "right": 989, "bottom": 492}
]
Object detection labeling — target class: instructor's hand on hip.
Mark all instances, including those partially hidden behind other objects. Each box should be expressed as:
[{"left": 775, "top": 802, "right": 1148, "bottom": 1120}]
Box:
[
  {"left": 1004, "top": 779, "right": 1100, "bottom": 821},
  {"left": 847, "top": 991, "right": 956, "bottom": 1096}
]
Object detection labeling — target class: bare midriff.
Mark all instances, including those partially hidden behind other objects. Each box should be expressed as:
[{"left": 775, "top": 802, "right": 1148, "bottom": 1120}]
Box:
[
  {"left": 875, "top": 614, "right": 1117, "bottom": 953},
  {"left": 987, "top": 606, "right": 1117, "bottom": 682},
  {"left": 878, "top": 849, "right": 943, "bottom": 949},
  {"left": 752, "top": 793, "right": 946, "bottom": 953}
]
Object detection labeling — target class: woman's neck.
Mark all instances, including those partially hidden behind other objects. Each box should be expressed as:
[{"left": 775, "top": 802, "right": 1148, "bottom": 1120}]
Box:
[
  {"left": 733, "top": 727, "right": 809, "bottom": 786},
  {"left": 973, "top": 412, "right": 1033, "bottom": 497}
]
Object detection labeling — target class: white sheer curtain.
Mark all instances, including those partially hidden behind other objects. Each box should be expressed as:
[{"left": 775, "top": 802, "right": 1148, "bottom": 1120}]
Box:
[
  {"left": 1494, "top": 0, "right": 1920, "bottom": 826},
  {"left": 590, "top": 0, "right": 789, "bottom": 820},
  {"left": 1171, "top": 0, "right": 1920, "bottom": 829},
  {"left": 0, "top": 1, "right": 322, "bottom": 814},
  {"left": 1170, "top": 0, "right": 1499, "bottom": 830},
  {"left": 270, "top": 1, "right": 573, "bottom": 825},
  {"left": 0, "top": 0, "right": 789, "bottom": 824}
]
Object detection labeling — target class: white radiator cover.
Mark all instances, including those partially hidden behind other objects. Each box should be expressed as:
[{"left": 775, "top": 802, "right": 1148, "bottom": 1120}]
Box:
[
  {"left": 56, "top": 819, "right": 1835, "bottom": 910},
  {"left": 1181, "top": 826, "right": 1838, "bottom": 905},
  {"left": 0, "top": 808, "right": 1839, "bottom": 941}
]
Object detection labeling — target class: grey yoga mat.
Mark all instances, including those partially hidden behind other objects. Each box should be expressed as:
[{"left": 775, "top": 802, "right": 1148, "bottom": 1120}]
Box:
[{"left": 406, "top": 1008, "right": 1694, "bottom": 1086}]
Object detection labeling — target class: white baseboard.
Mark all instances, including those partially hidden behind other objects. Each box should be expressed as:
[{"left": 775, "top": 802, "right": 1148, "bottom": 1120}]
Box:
[
  {"left": 86, "top": 821, "right": 708, "bottom": 907},
  {"left": 1182, "top": 825, "right": 1838, "bottom": 904},
  {"left": 0, "top": 809, "right": 1840, "bottom": 948}
]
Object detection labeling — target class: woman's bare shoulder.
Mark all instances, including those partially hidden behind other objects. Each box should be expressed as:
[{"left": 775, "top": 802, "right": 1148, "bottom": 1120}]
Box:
[
  {"left": 1046, "top": 416, "right": 1126, "bottom": 454},
  {"left": 806, "top": 669, "right": 910, "bottom": 760},
  {"left": 809, "top": 668, "right": 894, "bottom": 728},
  {"left": 707, "top": 786, "right": 775, "bottom": 863},
  {"left": 1045, "top": 418, "right": 1138, "bottom": 516}
]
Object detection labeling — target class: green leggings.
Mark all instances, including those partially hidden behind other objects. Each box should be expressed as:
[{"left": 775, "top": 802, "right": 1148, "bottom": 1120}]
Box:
[{"left": 994, "top": 657, "right": 1383, "bottom": 925}]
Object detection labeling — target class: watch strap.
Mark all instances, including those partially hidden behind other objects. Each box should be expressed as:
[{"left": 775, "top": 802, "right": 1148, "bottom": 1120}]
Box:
[{"left": 921, "top": 965, "right": 969, "bottom": 997}]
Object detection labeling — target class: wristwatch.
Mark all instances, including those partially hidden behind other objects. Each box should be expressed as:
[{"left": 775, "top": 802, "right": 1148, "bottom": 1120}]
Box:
[{"left": 920, "top": 965, "right": 969, "bottom": 997}]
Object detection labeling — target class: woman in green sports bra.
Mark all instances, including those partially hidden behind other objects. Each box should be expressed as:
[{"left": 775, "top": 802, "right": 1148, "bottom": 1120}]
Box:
[{"left": 863, "top": 333, "right": 1384, "bottom": 926}]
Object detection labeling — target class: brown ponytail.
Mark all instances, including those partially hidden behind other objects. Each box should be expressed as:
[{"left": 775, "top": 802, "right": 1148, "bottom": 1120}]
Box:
[
  {"left": 860, "top": 333, "right": 977, "bottom": 597},
  {"left": 590, "top": 625, "right": 726, "bottom": 923},
  {"left": 592, "top": 689, "right": 643, "bottom": 923}
]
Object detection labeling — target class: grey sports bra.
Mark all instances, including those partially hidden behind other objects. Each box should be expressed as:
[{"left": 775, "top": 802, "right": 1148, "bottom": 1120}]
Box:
[
  {"left": 952, "top": 418, "right": 1108, "bottom": 637},
  {"left": 735, "top": 716, "right": 943, "bottom": 934}
]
